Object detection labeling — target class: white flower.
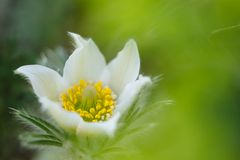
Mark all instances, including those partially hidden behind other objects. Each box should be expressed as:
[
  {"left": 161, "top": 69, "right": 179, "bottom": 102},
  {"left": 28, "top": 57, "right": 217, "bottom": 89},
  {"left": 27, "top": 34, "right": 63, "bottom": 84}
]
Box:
[{"left": 15, "top": 32, "right": 152, "bottom": 136}]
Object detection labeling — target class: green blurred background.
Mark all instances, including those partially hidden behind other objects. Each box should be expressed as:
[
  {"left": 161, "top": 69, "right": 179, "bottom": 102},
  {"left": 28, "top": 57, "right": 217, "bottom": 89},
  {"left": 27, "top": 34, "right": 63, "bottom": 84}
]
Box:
[{"left": 0, "top": 0, "right": 240, "bottom": 159}]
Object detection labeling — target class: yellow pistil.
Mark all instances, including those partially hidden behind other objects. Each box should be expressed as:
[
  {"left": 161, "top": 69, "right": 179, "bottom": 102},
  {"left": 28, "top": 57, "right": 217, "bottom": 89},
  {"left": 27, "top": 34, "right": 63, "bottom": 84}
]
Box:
[{"left": 60, "top": 80, "right": 116, "bottom": 122}]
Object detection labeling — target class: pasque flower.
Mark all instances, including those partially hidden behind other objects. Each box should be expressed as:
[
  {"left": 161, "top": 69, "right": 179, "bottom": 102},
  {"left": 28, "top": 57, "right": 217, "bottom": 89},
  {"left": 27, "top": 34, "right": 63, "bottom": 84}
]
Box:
[{"left": 15, "top": 33, "right": 152, "bottom": 136}]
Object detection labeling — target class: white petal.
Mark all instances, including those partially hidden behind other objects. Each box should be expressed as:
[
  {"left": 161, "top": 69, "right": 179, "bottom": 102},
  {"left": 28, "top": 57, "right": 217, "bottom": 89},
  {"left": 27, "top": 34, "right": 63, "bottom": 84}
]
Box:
[
  {"left": 68, "top": 32, "right": 88, "bottom": 49},
  {"left": 15, "top": 65, "right": 66, "bottom": 101},
  {"left": 76, "top": 112, "right": 120, "bottom": 137},
  {"left": 63, "top": 39, "right": 106, "bottom": 86},
  {"left": 116, "top": 75, "right": 152, "bottom": 113},
  {"left": 99, "top": 66, "right": 110, "bottom": 85},
  {"left": 107, "top": 39, "right": 140, "bottom": 94},
  {"left": 39, "top": 97, "right": 82, "bottom": 130}
]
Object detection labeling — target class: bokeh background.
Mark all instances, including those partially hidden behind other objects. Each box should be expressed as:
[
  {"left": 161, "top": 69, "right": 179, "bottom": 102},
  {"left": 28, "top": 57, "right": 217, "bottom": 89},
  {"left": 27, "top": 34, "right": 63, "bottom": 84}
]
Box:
[{"left": 0, "top": 0, "right": 240, "bottom": 159}]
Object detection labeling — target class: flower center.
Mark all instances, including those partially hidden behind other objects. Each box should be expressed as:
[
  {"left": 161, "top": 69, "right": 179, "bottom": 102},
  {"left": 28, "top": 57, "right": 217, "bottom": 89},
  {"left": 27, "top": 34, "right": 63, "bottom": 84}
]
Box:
[{"left": 60, "top": 80, "right": 116, "bottom": 122}]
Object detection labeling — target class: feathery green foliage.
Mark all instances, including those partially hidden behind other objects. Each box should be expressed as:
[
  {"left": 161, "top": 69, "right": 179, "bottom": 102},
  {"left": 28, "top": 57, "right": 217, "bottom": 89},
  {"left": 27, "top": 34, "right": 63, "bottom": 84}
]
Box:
[{"left": 11, "top": 108, "right": 64, "bottom": 147}]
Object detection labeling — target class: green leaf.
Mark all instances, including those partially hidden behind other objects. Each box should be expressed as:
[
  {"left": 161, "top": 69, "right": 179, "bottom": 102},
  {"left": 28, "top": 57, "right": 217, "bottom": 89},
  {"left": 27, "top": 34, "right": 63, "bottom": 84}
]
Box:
[
  {"left": 28, "top": 139, "right": 62, "bottom": 147},
  {"left": 30, "top": 133, "right": 62, "bottom": 142},
  {"left": 19, "top": 132, "right": 63, "bottom": 148},
  {"left": 10, "top": 108, "right": 64, "bottom": 138}
]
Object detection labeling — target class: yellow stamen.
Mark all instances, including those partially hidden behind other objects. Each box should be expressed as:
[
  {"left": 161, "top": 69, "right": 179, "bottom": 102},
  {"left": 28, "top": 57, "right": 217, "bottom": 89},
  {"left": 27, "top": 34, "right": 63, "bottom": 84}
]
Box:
[{"left": 60, "top": 80, "right": 116, "bottom": 122}]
